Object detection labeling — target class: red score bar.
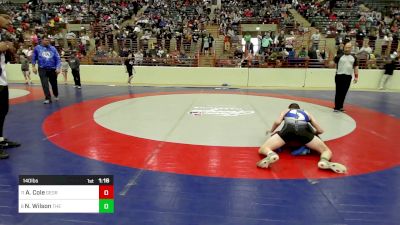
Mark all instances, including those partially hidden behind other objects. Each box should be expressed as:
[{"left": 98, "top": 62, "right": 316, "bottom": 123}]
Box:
[{"left": 99, "top": 185, "right": 114, "bottom": 199}]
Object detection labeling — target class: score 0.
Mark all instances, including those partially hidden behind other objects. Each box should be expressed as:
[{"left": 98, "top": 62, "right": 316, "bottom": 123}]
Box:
[
  {"left": 99, "top": 184, "right": 114, "bottom": 213},
  {"left": 99, "top": 185, "right": 113, "bottom": 198}
]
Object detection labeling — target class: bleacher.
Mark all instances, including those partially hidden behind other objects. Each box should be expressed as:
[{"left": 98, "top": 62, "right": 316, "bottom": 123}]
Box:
[{"left": 362, "top": 0, "right": 400, "bottom": 16}]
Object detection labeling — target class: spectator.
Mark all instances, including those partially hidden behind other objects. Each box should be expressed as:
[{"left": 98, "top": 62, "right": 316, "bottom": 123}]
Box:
[
  {"left": 260, "top": 34, "right": 273, "bottom": 54},
  {"left": 357, "top": 42, "right": 373, "bottom": 68},
  {"left": 308, "top": 47, "right": 318, "bottom": 60},
  {"left": 368, "top": 26, "right": 378, "bottom": 49},
  {"left": 285, "top": 31, "right": 295, "bottom": 52},
  {"left": 274, "top": 30, "right": 285, "bottom": 48},
  {"left": 223, "top": 35, "right": 231, "bottom": 52},
  {"left": 208, "top": 33, "right": 214, "bottom": 54},
  {"left": 244, "top": 32, "right": 251, "bottom": 51},
  {"left": 61, "top": 57, "right": 69, "bottom": 84},
  {"left": 234, "top": 46, "right": 243, "bottom": 59},
  {"left": 355, "top": 29, "right": 365, "bottom": 48},
  {"left": 80, "top": 33, "right": 90, "bottom": 52},
  {"left": 310, "top": 29, "right": 321, "bottom": 51},
  {"left": 69, "top": 53, "right": 81, "bottom": 89},
  {"left": 203, "top": 35, "right": 209, "bottom": 55},
  {"left": 382, "top": 33, "right": 393, "bottom": 57},
  {"left": 367, "top": 53, "right": 378, "bottom": 69},
  {"left": 298, "top": 47, "right": 307, "bottom": 58},
  {"left": 134, "top": 50, "right": 143, "bottom": 65},
  {"left": 20, "top": 54, "right": 32, "bottom": 85}
]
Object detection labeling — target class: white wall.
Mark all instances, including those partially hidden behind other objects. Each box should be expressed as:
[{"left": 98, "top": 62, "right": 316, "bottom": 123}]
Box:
[{"left": 5, "top": 64, "right": 399, "bottom": 90}]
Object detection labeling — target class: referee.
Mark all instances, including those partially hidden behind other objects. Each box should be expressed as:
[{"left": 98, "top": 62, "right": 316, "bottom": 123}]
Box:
[{"left": 333, "top": 42, "right": 359, "bottom": 112}]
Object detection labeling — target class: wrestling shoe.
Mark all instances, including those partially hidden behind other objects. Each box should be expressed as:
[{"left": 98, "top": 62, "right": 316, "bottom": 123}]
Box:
[
  {"left": 318, "top": 159, "right": 347, "bottom": 173},
  {"left": 0, "top": 149, "right": 9, "bottom": 159},
  {"left": 0, "top": 139, "right": 21, "bottom": 149},
  {"left": 256, "top": 152, "right": 279, "bottom": 168}
]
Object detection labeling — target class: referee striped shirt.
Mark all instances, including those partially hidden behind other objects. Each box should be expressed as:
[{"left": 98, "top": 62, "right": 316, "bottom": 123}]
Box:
[{"left": 334, "top": 54, "right": 358, "bottom": 76}]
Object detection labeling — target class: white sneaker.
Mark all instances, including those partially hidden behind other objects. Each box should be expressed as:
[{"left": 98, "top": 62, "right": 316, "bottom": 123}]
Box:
[
  {"left": 256, "top": 152, "right": 279, "bottom": 168},
  {"left": 43, "top": 100, "right": 51, "bottom": 104},
  {"left": 318, "top": 160, "right": 347, "bottom": 173},
  {"left": 77, "top": 86, "right": 81, "bottom": 89},
  {"left": 54, "top": 97, "right": 59, "bottom": 101}
]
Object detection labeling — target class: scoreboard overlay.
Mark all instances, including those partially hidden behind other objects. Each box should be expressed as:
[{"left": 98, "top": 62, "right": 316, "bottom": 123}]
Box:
[{"left": 18, "top": 175, "right": 114, "bottom": 213}]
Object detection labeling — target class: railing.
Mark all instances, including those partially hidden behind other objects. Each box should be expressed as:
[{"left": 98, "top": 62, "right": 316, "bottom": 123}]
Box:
[
  {"left": 92, "top": 56, "right": 199, "bottom": 67},
  {"left": 215, "top": 58, "right": 400, "bottom": 69},
  {"left": 117, "top": 38, "right": 139, "bottom": 53},
  {"left": 10, "top": 52, "right": 398, "bottom": 69}
]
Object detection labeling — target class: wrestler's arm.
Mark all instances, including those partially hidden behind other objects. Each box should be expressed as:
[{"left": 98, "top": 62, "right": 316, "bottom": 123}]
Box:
[
  {"left": 268, "top": 109, "right": 289, "bottom": 134},
  {"left": 306, "top": 111, "right": 324, "bottom": 134}
]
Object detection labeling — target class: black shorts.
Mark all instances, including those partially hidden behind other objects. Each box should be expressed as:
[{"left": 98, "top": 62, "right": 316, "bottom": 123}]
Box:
[
  {"left": 127, "top": 68, "right": 133, "bottom": 77},
  {"left": 277, "top": 125, "right": 315, "bottom": 145}
]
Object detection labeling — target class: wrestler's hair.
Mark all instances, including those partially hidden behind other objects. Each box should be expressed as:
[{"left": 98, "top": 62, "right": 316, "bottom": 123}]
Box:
[{"left": 288, "top": 103, "right": 300, "bottom": 109}]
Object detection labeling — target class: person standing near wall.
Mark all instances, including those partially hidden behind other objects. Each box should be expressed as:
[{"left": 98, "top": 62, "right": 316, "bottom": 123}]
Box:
[
  {"left": 310, "top": 29, "right": 320, "bottom": 51},
  {"left": 31, "top": 37, "right": 62, "bottom": 104},
  {"left": 333, "top": 42, "right": 359, "bottom": 112},
  {"left": 124, "top": 52, "right": 135, "bottom": 86},
  {"left": 20, "top": 54, "right": 32, "bottom": 85},
  {"left": 69, "top": 53, "right": 81, "bottom": 89},
  {"left": 0, "top": 11, "right": 21, "bottom": 159},
  {"left": 378, "top": 53, "right": 398, "bottom": 90},
  {"left": 61, "top": 57, "right": 69, "bottom": 84}
]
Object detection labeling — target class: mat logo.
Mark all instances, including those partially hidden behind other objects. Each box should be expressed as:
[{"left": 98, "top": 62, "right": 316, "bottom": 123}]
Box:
[{"left": 189, "top": 106, "right": 255, "bottom": 117}]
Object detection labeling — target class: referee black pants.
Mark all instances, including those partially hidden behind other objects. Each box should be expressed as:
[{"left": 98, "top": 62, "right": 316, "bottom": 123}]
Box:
[
  {"left": 0, "top": 85, "right": 9, "bottom": 137},
  {"left": 38, "top": 68, "right": 58, "bottom": 100},
  {"left": 334, "top": 74, "right": 352, "bottom": 110}
]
